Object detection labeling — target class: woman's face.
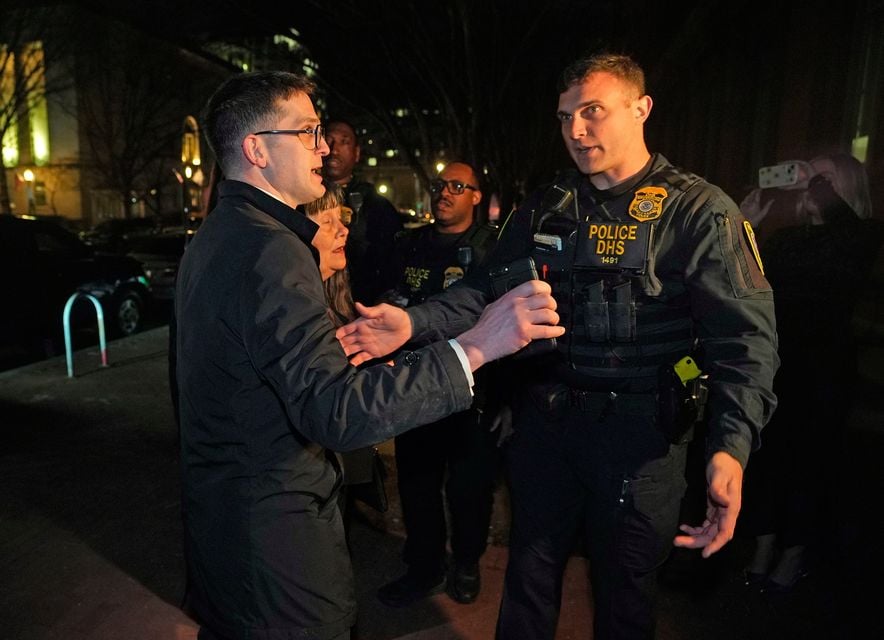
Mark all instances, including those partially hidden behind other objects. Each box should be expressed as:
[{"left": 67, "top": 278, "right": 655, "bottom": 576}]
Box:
[{"left": 308, "top": 205, "right": 348, "bottom": 281}]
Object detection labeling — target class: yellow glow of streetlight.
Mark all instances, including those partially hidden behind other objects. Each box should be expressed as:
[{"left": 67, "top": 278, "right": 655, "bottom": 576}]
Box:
[
  {"left": 23, "top": 169, "right": 35, "bottom": 182},
  {"left": 377, "top": 184, "right": 389, "bottom": 195},
  {"left": 435, "top": 162, "right": 445, "bottom": 173}
]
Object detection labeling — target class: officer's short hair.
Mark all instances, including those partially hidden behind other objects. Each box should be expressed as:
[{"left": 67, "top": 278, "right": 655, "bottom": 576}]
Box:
[
  {"left": 326, "top": 119, "right": 361, "bottom": 145},
  {"left": 558, "top": 53, "right": 646, "bottom": 98},
  {"left": 442, "top": 160, "right": 481, "bottom": 191},
  {"left": 202, "top": 71, "right": 316, "bottom": 174}
]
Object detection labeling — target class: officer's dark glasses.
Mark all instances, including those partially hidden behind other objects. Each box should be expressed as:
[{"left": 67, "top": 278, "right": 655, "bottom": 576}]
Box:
[
  {"left": 430, "top": 179, "right": 478, "bottom": 196},
  {"left": 253, "top": 124, "right": 325, "bottom": 150}
]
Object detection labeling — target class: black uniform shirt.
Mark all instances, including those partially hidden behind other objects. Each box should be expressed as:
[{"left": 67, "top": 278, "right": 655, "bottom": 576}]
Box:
[{"left": 408, "top": 155, "right": 779, "bottom": 468}]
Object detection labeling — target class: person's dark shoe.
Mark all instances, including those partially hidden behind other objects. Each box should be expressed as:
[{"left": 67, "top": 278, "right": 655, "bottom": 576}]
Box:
[
  {"left": 760, "top": 567, "right": 810, "bottom": 595},
  {"left": 760, "top": 546, "right": 810, "bottom": 595},
  {"left": 742, "top": 569, "right": 768, "bottom": 589},
  {"left": 448, "top": 561, "right": 481, "bottom": 604},
  {"left": 377, "top": 571, "right": 446, "bottom": 608}
]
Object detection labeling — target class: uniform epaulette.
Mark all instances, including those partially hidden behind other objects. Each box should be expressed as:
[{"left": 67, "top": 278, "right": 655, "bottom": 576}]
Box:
[{"left": 654, "top": 165, "right": 704, "bottom": 194}]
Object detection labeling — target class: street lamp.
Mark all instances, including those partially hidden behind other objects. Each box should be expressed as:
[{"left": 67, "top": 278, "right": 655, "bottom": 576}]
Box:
[{"left": 23, "top": 169, "right": 36, "bottom": 214}]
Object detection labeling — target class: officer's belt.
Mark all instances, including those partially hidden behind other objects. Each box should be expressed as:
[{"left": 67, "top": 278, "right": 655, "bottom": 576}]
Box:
[{"left": 568, "top": 389, "right": 656, "bottom": 416}]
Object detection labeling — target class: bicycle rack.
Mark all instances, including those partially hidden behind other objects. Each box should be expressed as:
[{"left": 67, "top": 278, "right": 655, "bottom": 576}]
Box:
[{"left": 63, "top": 292, "right": 108, "bottom": 378}]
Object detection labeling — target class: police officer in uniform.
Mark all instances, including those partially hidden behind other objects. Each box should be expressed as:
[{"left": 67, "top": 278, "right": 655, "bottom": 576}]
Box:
[
  {"left": 323, "top": 120, "right": 403, "bottom": 304},
  {"left": 337, "top": 53, "right": 779, "bottom": 640},
  {"left": 378, "top": 162, "right": 500, "bottom": 607}
]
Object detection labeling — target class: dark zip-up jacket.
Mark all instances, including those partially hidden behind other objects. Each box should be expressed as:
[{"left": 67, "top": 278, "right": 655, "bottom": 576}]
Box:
[{"left": 175, "top": 180, "right": 472, "bottom": 639}]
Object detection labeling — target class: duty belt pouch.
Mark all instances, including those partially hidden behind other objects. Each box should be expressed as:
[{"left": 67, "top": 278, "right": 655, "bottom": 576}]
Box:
[
  {"left": 583, "top": 280, "right": 609, "bottom": 342},
  {"left": 609, "top": 281, "right": 636, "bottom": 342},
  {"left": 656, "top": 364, "right": 702, "bottom": 444},
  {"left": 527, "top": 383, "right": 570, "bottom": 420}
]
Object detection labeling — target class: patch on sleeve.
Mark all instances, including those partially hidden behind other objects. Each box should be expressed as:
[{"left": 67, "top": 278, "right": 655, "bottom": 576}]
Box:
[
  {"left": 716, "top": 214, "right": 772, "bottom": 297},
  {"left": 742, "top": 220, "right": 764, "bottom": 276}
]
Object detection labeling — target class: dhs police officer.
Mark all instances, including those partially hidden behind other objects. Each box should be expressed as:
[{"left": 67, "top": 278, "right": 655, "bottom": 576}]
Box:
[
  {"left": 378, "top": 162, "right": 501, "bottom": 607},
  {"left": 337, "top": 53, "right": 779, "bottom": 640}
]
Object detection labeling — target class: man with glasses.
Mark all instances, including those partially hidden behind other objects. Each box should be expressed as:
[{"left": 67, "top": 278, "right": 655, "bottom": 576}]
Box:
[
  {"left": 175, "top": 71, "right": 564, "bottom": 640},
  {"left": 377, "top": 162, "right": 501, "bottom": 607},
  {"left": 338, "top": 53, "right": 778, "bottom": 639},
  {"left": 323, "top": 120, "right": 403, "bottom": 304}
]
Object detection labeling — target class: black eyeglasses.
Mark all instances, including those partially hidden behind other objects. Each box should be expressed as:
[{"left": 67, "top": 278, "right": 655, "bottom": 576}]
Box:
[
  {"left": 253, "top": 124, "right": 325, "bottom": 150},
  {"left": 430, "top": 179, "right": 478, "bottom": 196}
]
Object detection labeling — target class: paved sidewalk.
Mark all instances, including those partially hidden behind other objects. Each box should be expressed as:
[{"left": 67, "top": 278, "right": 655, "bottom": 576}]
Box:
[{"left": 1, "top": 327, "right": 881, "bottom": 639}]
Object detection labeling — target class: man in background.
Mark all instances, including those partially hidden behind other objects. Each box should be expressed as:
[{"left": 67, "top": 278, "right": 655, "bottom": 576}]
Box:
[
  {"left": 378, "top": 162, "right": 501, "bottom": 607},
  {"left": 323, "top": 120, "right": 403, "bottom": 304}
]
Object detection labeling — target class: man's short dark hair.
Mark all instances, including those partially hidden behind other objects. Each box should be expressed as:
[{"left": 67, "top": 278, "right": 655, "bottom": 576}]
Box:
[
  {"left": 201, "top": 71, "right": 315, "bottom": 173},
  {"left": 558, "top": 52, "right": 646, "bottom": 98}
]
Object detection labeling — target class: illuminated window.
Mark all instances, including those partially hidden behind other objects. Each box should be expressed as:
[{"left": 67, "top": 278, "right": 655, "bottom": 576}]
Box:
[
  {"left": 0, "top": 40, "right": 50, "bottom": 167},
  {"left": 1, "top": 45, "right": 19, "bottom": 167},
  {"left": 23, "top": 43, "right": 49, "bottom": 166}
]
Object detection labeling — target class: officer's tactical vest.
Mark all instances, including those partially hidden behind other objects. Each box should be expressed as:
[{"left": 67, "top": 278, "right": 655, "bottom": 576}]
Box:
[
  {"left": 395, "top": 223, "right": 496, "bottom": 306},
  {"left": 530, "top": 167, "right": 703, "bottom": 391}
]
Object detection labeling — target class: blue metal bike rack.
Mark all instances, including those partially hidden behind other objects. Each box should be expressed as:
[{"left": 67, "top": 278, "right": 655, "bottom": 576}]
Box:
[{"left": 63, "top": 292, "right": 108, "bottom": 378}]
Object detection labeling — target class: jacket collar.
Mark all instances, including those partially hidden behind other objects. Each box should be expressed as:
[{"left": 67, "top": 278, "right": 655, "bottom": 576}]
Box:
[{"left": 217, "top": 180, "right": 318, "bottom": 247}]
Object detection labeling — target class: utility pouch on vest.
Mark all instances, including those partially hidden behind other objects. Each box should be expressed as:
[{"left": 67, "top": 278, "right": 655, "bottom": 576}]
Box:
[
  {"left": 583, "top": 280, "right": 609, "bottom": 342},
  {"left": 609, "top": 281, "right": 636, "bottom": 342},
  {"left": 656, "top": 362, "right": 708, "bottom": 444}
]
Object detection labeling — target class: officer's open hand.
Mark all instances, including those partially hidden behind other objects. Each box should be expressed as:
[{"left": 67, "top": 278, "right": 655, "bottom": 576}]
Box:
[
  {"left": 673, "top": 451, "right": 743, "bottom": 558},
  {"left": 455, "top": 280, "right": 564, "bottom": 371},
  {"left": 336, "top": 302, "right": 412, "bottom": 367}
]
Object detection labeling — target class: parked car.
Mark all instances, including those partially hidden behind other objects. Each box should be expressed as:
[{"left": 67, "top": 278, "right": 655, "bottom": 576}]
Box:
[
  {"left": 79, "top": 216, "right": 163, "bottom": 254},
  {"left": 125, "top": 230, "right": 187, "bottom": 300},
  {"left": 0, "top": 215, "right": 152, "bottom": 356}
]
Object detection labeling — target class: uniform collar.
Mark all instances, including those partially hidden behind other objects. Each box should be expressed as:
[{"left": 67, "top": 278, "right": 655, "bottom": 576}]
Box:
[{"left": 584, "top": 153, "right": 666, "bottom": 201}]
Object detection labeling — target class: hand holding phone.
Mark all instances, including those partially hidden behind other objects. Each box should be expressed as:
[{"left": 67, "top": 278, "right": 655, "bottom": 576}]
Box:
[
  {"left": 490, "top": 256, "right": 541, "bottom": 298},
  {"left": 488, "top": 257, "right": 558, "bottom": 357}
]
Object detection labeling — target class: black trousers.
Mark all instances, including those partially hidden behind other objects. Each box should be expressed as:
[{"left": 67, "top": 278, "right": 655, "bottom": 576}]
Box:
[
  {"left": 496, "top": 390, "right": 688, "bottom": 640},
  {"left": 394, "top": 406, "right": 500, "bottom": 577}
]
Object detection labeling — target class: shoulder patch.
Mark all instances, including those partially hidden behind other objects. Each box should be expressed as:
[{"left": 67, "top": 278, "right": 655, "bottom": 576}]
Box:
[{"left": 629, "top": 186, "right": 668, "bottom": 222}]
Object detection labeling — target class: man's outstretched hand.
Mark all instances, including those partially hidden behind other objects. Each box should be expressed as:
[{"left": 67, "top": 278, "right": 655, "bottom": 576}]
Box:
[
  {"left": 673, "top": 451, "right": 744, "bottom": 558},
  {"left": 335, "top": 302, "right": 412, "bottom": 367},
  {"left": 335, "top": 281, "right": 564, "bottom": 370}
]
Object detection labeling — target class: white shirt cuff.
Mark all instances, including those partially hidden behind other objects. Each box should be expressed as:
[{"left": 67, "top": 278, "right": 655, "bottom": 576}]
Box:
[{"left": 447, "top": 339, "right": 475, "bottom": 395}]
